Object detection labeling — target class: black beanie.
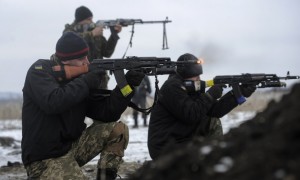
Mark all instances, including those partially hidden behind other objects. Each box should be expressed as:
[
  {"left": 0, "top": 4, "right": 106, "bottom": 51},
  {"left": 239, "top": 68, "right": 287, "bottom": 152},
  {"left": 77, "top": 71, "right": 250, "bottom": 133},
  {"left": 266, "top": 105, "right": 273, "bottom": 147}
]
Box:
[
  {"left": 176, "top": 53, "right": 203, "bottom": 78},
  {"left": 55, "top": 32, "right": 89, "bottom": 61},
  {"left": 75, "top": 6, "right": 93, "bottom": 23}
]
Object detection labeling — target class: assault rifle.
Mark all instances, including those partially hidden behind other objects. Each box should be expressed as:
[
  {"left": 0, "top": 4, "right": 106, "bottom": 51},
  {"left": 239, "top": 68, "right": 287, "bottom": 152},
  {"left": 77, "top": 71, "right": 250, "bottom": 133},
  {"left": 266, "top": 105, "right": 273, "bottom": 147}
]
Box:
[
  {"left": 90, "top": 56, "right": 200, "bottom": 114},
  {"left": 94, "top": 17, "right": 172, "bottom": 52},
  {"left": 205, "top": 72, "right": 300, "bottom": 104},
  {"left": 91, "top": 56, "right": 201, "bottom": 97}
]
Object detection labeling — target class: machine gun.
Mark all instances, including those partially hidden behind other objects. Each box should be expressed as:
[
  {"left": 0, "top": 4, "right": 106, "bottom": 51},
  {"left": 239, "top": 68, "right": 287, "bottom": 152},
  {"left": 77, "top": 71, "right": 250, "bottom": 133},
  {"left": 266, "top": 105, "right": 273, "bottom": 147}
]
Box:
[
  {"left": 94, "top": 17, "right": 172, "bottom": 53},
  {"left": 205, "top": 72, "right": 300, "bottom": 104},
  {"left": 95, "top": 18, "right": 171, "bottom": 28}
]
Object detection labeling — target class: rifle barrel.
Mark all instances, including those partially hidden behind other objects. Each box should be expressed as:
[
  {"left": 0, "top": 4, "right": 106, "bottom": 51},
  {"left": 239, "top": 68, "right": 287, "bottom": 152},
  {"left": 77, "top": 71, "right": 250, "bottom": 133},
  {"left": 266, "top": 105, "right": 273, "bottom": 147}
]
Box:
[
  {"left": 277, "top": 76, "right": 299, "bottom": 80},
  {"left": 137, "top": 20, "right": 172, "bottom": 24}
]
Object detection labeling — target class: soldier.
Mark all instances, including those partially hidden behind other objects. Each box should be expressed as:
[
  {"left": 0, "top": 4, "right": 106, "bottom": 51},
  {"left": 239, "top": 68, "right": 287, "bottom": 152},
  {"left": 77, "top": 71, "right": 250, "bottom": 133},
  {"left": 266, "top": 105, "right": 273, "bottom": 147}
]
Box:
[
  {"left": 147, "top": 53, "right": 256, "bottom": 160},
  {"left": 131, "top": 76, "right": 152, "bottom": 128},
  {"left": 63, "top": 6, "right": 122, "bottom": 89},
  {"left": 21, "top": 32, "right": 144, "bottom": 180}
]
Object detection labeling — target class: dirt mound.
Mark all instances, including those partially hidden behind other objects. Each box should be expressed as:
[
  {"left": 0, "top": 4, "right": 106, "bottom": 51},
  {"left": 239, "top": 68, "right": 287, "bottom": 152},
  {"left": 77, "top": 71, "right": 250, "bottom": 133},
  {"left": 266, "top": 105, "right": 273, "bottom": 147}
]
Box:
[{"left": 127, "top": 83, "right": 300, "bottom": 180}]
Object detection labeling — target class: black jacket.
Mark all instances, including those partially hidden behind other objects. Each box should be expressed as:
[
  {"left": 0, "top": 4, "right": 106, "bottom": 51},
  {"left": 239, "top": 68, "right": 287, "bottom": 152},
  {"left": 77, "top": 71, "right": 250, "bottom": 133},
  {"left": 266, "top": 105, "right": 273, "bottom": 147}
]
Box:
[
  {"left": 21, "top": 59, "right": 132, "bottom": 165},
  {"left": 147, "top": 74, "right": 238, "bottom": 159}
]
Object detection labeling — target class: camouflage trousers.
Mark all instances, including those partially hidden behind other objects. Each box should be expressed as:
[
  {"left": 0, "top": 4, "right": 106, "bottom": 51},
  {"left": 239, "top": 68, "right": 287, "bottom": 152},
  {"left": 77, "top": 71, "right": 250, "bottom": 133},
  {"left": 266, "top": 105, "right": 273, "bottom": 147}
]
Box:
[
  {"left": 25, "top": 120, "right": 129, "bottom": 180},
  {"left": 98, "top": 73, "right": 110, "bottom": 89},
  {"left": 206, "top": 117, "right": 223, "bottom": 138},
  {"left": 194, "top": 117, "right": 223, "bottom": 139}
]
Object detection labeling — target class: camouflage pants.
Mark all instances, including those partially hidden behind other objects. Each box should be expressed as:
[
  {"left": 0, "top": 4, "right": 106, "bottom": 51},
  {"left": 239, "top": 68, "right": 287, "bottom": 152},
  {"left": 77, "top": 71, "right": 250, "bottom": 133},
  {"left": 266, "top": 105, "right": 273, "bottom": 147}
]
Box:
[
  {"left": 206, "top": 117, "right": 223, "bottom": 138},
  {"left": 25, "top": 121, "right": 129, "bottom": 180},
  {"left": 98, "top": 73, "right": 110, "bottom": 89}
]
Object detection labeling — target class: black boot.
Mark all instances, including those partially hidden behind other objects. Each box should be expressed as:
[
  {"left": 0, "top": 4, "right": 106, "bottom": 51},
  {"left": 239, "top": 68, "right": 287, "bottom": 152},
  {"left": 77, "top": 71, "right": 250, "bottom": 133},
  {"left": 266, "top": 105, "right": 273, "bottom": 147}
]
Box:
[{"left": 96, "top": 168, "right": 118, "bottom": 180}]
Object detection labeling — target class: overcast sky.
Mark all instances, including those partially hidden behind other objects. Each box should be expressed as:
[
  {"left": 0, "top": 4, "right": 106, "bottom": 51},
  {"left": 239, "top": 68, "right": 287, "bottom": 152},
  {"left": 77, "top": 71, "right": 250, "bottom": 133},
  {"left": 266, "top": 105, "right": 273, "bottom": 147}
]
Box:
[{"left": 1, "top": 0, "right": 299, "bottom": 93}]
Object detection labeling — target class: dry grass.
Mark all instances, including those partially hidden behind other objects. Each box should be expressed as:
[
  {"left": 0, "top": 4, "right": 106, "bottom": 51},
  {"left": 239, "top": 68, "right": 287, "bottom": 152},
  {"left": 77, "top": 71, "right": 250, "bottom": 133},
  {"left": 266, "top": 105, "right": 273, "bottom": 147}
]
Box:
[{"left": 0, "top": 100, "right": 22, "bottom": 120}]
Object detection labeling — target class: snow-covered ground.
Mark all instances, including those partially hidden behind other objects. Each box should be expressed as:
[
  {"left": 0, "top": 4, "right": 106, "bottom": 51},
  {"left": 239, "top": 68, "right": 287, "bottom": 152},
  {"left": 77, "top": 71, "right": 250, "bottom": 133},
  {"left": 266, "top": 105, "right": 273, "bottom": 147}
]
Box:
[
  {"left": 0, "top": 119, "right": 22, "bottom": 167},
  {"left": 0, "top": 111, "right": 255, "bottom": 167}
]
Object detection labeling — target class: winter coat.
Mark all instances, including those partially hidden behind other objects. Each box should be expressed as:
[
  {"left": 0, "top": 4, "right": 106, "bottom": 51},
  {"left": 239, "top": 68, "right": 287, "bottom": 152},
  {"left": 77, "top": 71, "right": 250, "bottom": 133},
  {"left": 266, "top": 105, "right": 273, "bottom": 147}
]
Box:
[
  {"left": 147, "top": 74, "right": 238, "bottom": 159},
  {"left": 21, "top": 59, "right": 132, "bottom": 165}
]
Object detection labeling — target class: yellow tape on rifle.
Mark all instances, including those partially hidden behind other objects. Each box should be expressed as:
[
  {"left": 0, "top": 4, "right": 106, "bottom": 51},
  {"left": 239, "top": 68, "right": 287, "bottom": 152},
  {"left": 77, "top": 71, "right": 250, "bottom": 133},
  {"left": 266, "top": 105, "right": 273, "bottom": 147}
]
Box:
[
  {"left": 206, "top": 80, "right": 214, "bottom": 87},
  {"left": 120, "top": 85, "right": 133, "bottom": 97}
]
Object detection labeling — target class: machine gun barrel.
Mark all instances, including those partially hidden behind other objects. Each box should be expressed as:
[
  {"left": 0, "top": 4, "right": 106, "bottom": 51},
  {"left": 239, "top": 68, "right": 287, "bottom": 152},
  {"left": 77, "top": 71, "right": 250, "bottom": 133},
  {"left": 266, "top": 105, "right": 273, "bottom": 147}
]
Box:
[{"left": 95, "top": 17, "right": 171, "bottom": 28}]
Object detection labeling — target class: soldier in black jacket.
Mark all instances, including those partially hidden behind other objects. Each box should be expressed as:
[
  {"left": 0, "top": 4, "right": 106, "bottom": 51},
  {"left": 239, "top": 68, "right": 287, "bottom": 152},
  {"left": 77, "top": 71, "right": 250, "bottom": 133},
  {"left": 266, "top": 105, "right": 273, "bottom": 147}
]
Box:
[
  {"left": 147, "top": 53, "right": 256, "bottom": 160},
  {"left": 22, "top": 32, "right": 144, "bottom": 180}
]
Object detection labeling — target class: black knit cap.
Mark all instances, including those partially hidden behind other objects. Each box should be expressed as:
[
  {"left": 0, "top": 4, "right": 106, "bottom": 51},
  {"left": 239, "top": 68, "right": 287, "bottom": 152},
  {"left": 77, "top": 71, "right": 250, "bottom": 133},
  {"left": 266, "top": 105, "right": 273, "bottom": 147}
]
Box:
[
  {"left": 75, "top": 6, "right": 93, "bottom": 23},
  {"left": 55, "top": 32, "right": 89, "bottom": 61},
  {"left": 176, "top": 53, "right": 203, "bottom": 78}
]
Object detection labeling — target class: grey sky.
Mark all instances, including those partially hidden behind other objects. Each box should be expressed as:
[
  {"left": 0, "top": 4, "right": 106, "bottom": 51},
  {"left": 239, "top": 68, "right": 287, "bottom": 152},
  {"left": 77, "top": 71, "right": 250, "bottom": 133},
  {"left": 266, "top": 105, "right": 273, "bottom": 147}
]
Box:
[{"left": 1, "top": 0, "right": 299, "bottom": 93}]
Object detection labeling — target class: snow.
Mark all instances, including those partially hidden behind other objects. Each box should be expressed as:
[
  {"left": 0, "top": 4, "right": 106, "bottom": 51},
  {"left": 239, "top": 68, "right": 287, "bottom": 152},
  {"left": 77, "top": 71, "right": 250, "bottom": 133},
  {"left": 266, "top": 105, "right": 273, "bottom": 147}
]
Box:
[
  {"left": 0, "top": 120, "right": 22, "bottom": 167},
  {"left": 0, "top": 111, "right": 255, "bottom": 167}
]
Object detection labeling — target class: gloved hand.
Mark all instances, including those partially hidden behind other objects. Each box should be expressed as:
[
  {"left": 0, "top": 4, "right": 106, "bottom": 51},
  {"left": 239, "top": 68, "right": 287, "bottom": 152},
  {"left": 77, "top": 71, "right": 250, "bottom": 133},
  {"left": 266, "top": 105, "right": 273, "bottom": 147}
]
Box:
[
  {"left": 206, "top": 84, "right": 226, "bottom": 100},
  {"left": 240, "top": 84, "right": 256, "bottom": 98},
  {"left": 109, "top": 25, "right": 121, "bottom": 41},
  {"left": 110, "top": 24, "right": 122, "bottom": 34},
  {"left": 125, "top": 70, "right": 145, "bottom": 87},
  {"left": 92, "top": 26, "right": 104, "bottom": 37},
  {"left": 83, "top": 66, "right": 106, "bottom": 89}
]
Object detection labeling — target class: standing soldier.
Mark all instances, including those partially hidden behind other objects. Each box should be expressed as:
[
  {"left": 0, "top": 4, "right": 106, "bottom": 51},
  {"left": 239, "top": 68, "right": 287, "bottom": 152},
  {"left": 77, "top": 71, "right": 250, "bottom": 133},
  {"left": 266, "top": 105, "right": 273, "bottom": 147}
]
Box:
[
  {"left": 63, "top": 6, "right": 122, "bottom": 89},
  {"left": 132, "top": 76, "right": 152, "bottom": 128}
]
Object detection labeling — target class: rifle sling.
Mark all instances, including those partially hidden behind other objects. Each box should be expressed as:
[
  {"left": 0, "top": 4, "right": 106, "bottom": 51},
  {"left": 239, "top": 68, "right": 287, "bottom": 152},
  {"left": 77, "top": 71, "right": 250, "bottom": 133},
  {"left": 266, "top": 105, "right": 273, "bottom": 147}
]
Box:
[{"left": 114, "top": 69, "right": 133, "bottom": 97}]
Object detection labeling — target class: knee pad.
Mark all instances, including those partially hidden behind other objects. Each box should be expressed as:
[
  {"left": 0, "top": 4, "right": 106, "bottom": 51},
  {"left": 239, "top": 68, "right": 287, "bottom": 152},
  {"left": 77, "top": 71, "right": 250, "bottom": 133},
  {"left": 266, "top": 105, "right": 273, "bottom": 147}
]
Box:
[{"left": 105, "top": 121, "right": 129, "bottom": 157}]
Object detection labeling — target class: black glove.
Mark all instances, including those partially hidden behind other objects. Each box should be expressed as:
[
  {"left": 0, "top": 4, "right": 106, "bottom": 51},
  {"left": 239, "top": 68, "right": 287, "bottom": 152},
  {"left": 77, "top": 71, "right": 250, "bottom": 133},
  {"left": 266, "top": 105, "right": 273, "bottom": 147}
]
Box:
[
  {"left": 83, "top": 66, "right": 106, "bottom": 89},
  {"left": 110, "top": 26, "right": 118, "bottom": 35},
  {"left": 125, "top": 70, "right": 145, "bottom": 87},
  {"left": 109, "top": 26, "right": 119, "bottom": 39},
  {"left": 240, "top": 84, "right": 256, "bottom": 98},
  {"left": 206, "top": 84, "right": 226, "bottom": 100}
]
